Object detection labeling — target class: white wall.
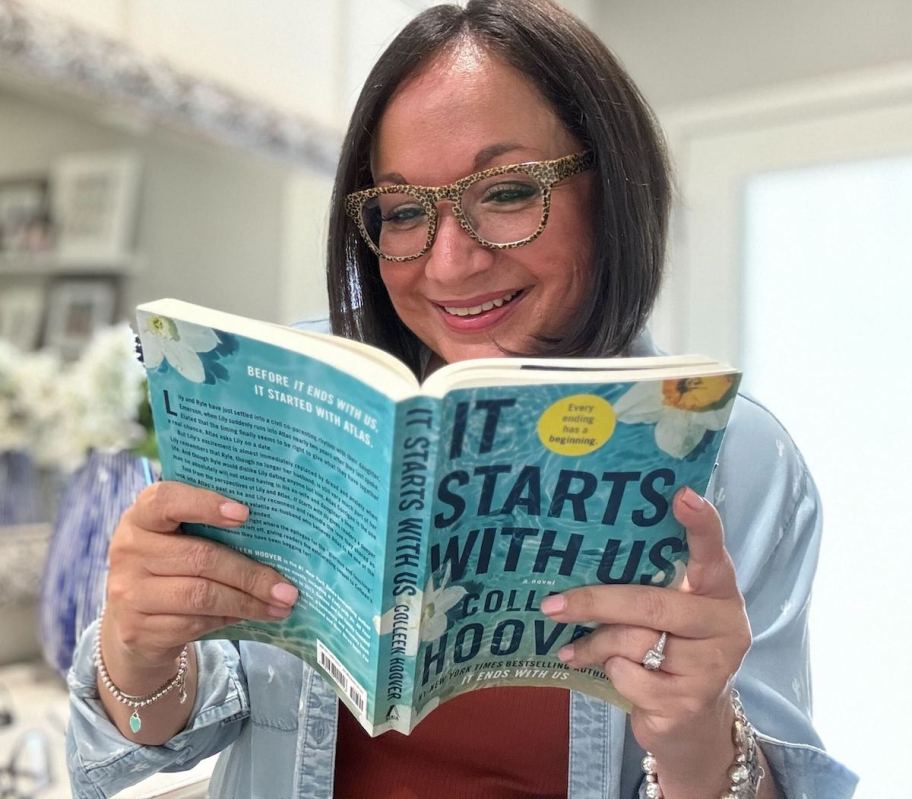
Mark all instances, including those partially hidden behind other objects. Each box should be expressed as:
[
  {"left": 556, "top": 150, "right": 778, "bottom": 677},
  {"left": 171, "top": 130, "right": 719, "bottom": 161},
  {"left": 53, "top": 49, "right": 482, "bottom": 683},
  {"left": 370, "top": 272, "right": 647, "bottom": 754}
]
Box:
[
  {"left": 129, "top": 132, "right": 287, "bottom": 320},
  {"left": 22, "top": 0, "right": 125, "bottom": 38},
  {"left": 128, "top": 0, "right": 342, "bottom": 128},
  {"left": 595, "top": 0, "right": 912, "bottom": 112}
]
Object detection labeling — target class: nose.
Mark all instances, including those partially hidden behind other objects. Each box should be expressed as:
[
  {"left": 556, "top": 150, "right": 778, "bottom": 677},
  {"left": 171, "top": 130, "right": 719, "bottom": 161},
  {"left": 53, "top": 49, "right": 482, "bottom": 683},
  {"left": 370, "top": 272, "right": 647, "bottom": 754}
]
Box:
[{"left": 423, "top": 204, "right": 494, "bottom": 285}]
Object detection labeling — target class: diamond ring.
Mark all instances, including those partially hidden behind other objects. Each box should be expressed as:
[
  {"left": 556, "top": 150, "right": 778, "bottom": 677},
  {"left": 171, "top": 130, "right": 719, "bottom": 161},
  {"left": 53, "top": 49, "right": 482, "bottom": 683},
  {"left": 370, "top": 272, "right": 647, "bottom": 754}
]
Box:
[{"left": 641, "top": 631, "right": 668, "bottom": 671}]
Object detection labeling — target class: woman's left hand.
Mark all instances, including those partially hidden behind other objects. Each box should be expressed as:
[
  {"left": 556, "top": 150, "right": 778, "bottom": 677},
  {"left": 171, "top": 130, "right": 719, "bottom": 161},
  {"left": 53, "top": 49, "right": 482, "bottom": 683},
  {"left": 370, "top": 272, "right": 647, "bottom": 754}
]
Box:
[{"left": 541, "top": 487, "right": 754, "bottom": 798}]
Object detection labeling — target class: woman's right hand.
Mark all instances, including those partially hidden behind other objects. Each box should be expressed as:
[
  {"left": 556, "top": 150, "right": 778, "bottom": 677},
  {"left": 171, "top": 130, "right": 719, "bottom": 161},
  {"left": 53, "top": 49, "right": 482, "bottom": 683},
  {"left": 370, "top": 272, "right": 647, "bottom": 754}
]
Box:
[{"left": 101, "top": 480, "right": 299, "bottom": 684}]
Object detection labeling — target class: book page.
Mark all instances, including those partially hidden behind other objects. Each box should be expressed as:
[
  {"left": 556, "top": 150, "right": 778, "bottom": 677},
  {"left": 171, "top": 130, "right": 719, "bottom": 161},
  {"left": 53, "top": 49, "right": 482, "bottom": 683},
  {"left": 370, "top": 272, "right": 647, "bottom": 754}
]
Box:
[
  {"left": 137, "top": 309, "right": 398, "bottom": 728},
  {"left": 422, "top": 358, "right": 733, "bottom": 395},
  {"left": 138, "top": 299, "right": 419, "bottom": 398},
  {"left": 410, "top": 372, "right": 739, "bottom": 722}
]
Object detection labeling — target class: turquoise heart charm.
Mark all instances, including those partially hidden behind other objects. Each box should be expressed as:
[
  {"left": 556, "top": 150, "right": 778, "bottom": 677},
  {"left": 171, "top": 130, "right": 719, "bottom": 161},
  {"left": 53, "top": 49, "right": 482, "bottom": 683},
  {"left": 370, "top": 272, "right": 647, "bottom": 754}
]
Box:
[{"left": 129, "top": 711, "right": 142, "bottom": 733}]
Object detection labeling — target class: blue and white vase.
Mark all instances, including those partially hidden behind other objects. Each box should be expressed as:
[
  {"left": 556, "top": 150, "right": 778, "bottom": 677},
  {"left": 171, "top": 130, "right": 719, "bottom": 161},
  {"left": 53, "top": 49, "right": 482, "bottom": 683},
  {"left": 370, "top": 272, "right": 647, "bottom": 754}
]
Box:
[{"left": 38, "top": 449, "right": 150, "bottom": 675}]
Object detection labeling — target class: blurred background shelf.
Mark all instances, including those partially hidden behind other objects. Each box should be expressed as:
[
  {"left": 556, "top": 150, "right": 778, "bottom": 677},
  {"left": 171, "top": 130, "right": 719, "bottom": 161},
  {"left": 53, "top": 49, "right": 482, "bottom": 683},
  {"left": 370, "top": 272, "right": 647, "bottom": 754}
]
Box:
[{"left": 0, "top": 251, "right": 144, "bottom": 276}]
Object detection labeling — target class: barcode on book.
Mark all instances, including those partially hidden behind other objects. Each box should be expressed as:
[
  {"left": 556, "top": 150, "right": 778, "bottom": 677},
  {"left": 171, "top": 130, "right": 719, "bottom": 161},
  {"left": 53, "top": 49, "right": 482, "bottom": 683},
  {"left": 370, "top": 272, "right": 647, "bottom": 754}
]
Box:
[{"left": 316, "top": 640, "right": 367, "bottom": 717}]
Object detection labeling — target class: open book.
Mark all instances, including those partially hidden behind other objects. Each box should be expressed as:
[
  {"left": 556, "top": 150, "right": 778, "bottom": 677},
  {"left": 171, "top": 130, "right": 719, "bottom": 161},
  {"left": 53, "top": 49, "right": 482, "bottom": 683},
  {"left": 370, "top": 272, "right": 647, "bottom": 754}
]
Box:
[{"left": 136, "top": 298, "right": 740, "bottom": 736}]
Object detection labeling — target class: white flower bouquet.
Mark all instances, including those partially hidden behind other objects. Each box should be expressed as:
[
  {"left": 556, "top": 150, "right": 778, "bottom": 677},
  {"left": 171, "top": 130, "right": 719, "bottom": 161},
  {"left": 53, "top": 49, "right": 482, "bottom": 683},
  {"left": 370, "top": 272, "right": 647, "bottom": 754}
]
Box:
[{"left": 0, "top": 324, "right": 151, "bottom": 473}]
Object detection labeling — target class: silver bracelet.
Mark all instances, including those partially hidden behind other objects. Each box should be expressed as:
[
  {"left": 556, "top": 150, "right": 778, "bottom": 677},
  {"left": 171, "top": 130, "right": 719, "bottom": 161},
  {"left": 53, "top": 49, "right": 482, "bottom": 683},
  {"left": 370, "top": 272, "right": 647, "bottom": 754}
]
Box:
[
  {"left": 93, "top": 608, "right": 190, "bottom": 734},
  {"left": 642, "top": 689, "right": 765, "bottom": 799}
]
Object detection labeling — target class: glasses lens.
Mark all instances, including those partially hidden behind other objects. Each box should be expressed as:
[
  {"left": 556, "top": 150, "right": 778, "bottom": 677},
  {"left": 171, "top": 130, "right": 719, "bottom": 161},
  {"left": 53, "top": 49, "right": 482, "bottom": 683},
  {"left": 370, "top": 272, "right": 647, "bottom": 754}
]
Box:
[
  {"left": 461, "top": 172, "right": 544, "bottom": 245},
  {"left": 361, "top": 192, "right": 429, "bottom": 258}
]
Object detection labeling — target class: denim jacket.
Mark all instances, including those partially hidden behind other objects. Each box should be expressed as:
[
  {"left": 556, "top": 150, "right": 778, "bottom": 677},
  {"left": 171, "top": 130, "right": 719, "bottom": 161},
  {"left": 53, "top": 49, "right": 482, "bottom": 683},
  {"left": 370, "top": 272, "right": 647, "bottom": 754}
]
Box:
[{"left": 66, "top": 335, "right": 859, "bottom": 798}]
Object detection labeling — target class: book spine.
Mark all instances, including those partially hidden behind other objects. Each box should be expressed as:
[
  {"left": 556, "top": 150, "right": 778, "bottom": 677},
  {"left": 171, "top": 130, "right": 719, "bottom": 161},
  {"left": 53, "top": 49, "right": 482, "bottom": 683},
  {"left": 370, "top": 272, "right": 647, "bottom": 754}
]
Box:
[{"left": 374, "top": 396, "right": 439, "bottom": 734}]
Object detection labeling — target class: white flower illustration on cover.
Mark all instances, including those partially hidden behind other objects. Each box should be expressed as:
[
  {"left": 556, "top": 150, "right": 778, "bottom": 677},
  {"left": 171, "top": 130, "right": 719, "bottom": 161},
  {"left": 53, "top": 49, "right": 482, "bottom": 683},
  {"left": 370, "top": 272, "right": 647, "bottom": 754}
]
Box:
[
  {"left": 374, "top": 564, "right": 467, "bottom": 656},
  {"left": 140, "top": 315, "right": 219, "bottom": 383},
  {"left": 613, "top": 375, "right": 736, "bottom": 458}
]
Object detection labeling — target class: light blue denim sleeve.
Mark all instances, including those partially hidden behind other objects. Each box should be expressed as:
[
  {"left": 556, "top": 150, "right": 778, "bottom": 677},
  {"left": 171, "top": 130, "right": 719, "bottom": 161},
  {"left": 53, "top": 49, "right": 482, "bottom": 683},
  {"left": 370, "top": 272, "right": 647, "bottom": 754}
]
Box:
[
  {"left": 708, "top": 396, "right": 858, "bottom": 797},
  {"left": 66, "top": 620, "right": 249, "bottom": 798}
]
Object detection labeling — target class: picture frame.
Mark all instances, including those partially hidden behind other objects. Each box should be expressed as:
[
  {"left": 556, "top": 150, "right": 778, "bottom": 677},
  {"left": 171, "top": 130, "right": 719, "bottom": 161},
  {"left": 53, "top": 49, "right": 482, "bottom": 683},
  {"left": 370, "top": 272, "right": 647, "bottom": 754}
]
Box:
[
  {"left": 0, "top": 176, "right": 51, "bottom": 254},
  {"left": 0, "top": 284, "right": 46, "bottom": 351},
  {"left": 51, "top": 152, "right": 141, "bottom": 262},
  {"left": 43, "top": 279, "right": 117, "bottom": 358}
]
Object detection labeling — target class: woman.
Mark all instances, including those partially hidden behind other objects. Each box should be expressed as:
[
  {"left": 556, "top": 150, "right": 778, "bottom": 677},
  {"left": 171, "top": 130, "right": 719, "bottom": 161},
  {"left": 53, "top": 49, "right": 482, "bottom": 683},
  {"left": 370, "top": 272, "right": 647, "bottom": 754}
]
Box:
[{"left": 67, "top": 2, "right": 857, "bottom": 797}]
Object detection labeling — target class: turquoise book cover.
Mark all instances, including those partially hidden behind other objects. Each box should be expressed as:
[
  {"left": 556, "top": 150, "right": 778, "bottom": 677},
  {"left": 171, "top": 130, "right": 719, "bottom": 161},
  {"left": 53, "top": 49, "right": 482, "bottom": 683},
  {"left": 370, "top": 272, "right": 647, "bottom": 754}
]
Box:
[
  {"left": 136, "top": 299, "right": 739, "bottom": 736},
  {"left": 137, "top": 304, "right": 398, "bottom": 733},
  {"left": 403, "top": 379, "right": 737, "bottom": 725}
]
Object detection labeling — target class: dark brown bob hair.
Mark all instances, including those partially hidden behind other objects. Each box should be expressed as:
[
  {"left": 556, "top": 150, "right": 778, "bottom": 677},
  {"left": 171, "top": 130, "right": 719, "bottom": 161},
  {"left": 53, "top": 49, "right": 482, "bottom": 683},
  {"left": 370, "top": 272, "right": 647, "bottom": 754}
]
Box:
[{"left": 327, "top": 0, "right": 671, "bottom": 375}]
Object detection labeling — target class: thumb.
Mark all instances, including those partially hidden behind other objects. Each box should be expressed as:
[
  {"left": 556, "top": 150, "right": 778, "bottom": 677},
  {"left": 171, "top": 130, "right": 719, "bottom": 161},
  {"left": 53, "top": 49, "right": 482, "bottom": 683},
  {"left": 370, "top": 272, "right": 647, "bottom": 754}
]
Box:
[{"left": 675, "top": 487, "right": 738, "bottom": 599}]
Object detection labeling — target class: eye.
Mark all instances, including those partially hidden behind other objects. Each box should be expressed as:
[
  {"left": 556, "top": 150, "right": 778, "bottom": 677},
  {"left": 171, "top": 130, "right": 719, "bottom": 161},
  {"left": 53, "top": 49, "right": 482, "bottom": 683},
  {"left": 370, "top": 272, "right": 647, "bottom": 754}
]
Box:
[
  {"left": 481, "top": 181, "right": 540, "bottom": 205},
  {"left": 380, "top": 202, "right": 427, "bottom": 228}
]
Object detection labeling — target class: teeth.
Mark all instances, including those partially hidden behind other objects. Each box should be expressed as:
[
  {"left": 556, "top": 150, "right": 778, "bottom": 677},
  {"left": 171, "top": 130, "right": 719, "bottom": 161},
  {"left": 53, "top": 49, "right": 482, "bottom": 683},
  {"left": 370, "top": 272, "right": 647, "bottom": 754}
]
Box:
[{"left": 444, "top": 290, "right": 518, "bottom": 317}]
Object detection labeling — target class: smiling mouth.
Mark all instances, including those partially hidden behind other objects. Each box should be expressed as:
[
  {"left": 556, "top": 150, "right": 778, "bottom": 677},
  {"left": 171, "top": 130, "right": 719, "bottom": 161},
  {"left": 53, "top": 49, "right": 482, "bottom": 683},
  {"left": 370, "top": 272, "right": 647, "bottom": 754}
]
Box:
[{"left": 441, "top": 290, "right": 522, "bottom": 317}]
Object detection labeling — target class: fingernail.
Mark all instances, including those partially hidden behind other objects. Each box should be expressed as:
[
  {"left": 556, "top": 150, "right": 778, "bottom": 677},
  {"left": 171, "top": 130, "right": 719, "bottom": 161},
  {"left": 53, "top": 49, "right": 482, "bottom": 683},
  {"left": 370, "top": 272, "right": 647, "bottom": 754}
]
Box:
[
  {"left": 271, "top": 583, "right": 298, "bottom": 605},
  {"left": 679, "top": 487, "right": 705, "bottom": 511},
  {"left": 220, "top": 501, "right": 249, "bottom": 522},
  {"left": 540, "top": 595, "right": 566, "bottom": 615},
  {"left": 558, "top": 644, "right": 574, "bottom": 663},
  {"left": 268, "top": 604, "right": 292, "bottom": 618}
]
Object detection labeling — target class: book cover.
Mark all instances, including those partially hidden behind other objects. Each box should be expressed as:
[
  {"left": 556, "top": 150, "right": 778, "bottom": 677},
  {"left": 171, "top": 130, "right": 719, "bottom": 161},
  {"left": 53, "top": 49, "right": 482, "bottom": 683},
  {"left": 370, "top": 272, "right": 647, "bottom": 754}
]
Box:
[{"left": 136, "top": 299, "right": 740, "bottom": 736}]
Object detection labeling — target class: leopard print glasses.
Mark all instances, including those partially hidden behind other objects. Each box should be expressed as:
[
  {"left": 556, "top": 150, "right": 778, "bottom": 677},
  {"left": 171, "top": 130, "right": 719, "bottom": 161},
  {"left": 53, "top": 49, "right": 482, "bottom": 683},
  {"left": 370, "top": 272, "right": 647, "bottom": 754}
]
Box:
[{"left": 344, "top": 151, "right": 594, "bottom": 262}]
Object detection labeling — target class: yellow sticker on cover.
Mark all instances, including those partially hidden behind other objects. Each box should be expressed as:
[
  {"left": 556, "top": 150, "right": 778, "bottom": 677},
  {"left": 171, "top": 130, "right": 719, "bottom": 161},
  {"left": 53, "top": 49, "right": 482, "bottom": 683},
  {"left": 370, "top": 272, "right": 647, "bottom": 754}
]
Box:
[{"left": 537, "top": 394, "right": 616, "bottom": 456}]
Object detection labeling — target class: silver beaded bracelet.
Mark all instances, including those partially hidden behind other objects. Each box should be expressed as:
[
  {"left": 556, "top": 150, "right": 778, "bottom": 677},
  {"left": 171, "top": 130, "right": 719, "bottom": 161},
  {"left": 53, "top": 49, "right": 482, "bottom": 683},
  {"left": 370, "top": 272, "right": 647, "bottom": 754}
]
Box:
[
  {"left": 642, "top": 690, "right": 765, "bottom": 799},
  {"left": 93, "top": 609, "right": 190, "bottom": 735}
]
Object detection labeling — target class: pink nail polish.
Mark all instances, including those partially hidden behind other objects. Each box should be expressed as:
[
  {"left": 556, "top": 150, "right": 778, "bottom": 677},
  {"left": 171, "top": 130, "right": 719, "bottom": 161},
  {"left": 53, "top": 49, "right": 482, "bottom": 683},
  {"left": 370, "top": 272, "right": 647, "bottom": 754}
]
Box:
[
  {"left": 540, "top": 595, "right": 566, "bottom": 615},
  {"left": 679, "top": 487, "right": 704, "bottom": 511},
  {"left": 271, "top": 583, "right": 298, "bottom": 605},
  {"left": 220, "top": 501, "right": 249, "bottom": 521},
  {"left": 558, "top": 645, "right": 574, "bottom": 663}
]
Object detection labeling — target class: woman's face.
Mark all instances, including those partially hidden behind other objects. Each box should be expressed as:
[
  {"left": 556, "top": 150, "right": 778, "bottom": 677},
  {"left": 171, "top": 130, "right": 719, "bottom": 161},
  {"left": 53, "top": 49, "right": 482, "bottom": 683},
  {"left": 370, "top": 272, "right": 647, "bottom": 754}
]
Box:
[{"left": 372, "top": 42, "right": 595, "bottom": 366}]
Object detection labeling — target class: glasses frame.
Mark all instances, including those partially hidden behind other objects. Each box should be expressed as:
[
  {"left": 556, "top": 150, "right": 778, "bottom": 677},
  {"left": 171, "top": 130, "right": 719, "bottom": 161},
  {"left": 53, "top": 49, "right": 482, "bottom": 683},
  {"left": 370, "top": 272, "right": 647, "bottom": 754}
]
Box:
[{"left": 344, "top": 151, "right": 595, "bottom": 262}]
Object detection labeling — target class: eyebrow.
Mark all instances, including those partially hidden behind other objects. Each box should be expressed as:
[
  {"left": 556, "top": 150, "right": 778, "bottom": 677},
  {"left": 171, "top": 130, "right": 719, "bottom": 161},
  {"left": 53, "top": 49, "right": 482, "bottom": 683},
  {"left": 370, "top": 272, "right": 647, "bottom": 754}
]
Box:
[
  {"left": 472, "top": 142, "right": 527, "bottom": 170},
  {"left": 374, "top": 141, "right": 532, "bottom": 186}
]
